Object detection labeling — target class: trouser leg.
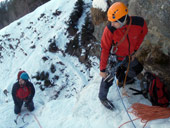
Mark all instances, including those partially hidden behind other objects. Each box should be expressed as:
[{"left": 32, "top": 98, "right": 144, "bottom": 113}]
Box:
[
  {"left": 27, "top": 101, "right": 34, "bottom": 112},
  {"left": 14, "top": 105, "right": 22, "bottom": 114},
  {"left": 14, "top": 100, "right": 23, "bottom": 114},
  {"left": 98, "top": 78, "right": 114, "bottom": 100},
  {"left": 124, "top": 58, "right": 143, "bottom": 78}
]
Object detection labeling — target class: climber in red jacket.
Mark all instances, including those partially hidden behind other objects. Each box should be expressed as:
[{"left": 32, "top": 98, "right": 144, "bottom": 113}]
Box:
[
  {"left": 99, "top": 2, "right": 148, "bottom": 110},
  {"left": 12, "top": 71, "right": 35, "bottom": 114}
]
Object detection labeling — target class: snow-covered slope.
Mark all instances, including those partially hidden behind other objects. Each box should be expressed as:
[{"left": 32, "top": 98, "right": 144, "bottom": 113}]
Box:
[{"left": 0, "top": 0, "right": 170, "bottom": 128}]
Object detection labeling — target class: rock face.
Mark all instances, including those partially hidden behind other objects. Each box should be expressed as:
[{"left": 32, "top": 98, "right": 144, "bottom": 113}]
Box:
[{"left": 91, "top": 0, "right": 170, "bottom": 85}]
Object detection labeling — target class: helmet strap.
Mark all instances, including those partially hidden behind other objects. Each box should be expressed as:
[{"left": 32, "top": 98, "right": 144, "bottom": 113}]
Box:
[{"left": 117, "top": 15, "right": 127, "bottom": 28}]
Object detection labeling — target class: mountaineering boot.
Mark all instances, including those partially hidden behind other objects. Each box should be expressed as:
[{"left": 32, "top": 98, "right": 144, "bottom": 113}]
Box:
[{"left": 100, "top": 99, "right": 115, "bottom": 110}]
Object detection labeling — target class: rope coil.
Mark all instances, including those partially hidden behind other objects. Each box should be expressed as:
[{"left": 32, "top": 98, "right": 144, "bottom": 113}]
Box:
[{"left": 129, "top": 103, "right": 170, "bottom": 128}]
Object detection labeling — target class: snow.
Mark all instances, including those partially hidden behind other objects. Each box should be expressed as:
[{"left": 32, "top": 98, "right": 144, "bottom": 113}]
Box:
[
  {"left": 92, "top": 0, "right": 108, "bottom": 12},
  {"left": 0, "top": 0, "right": 170, "bottom": 128}
]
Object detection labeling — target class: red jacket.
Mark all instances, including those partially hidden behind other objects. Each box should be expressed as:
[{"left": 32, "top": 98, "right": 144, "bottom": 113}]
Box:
[
  {"left": 12, "top": 81, "right": 35, "bottom": 105},
  {"left": 100, "top": 16, "right": 148, "bottom": 71},
  {"left": 16, "top": 85, "right": 31, "bottom": 99}
]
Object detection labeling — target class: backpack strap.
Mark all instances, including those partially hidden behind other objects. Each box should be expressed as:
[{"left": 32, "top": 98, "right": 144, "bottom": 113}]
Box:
[
  {"left": 111, "top": 17, "right": 132, "bottom": 55},
  {"left": 129, "top": 87, "right": 143, "bottom": 95},
  {"left": 149, "top": 78, "right": 156, "bottom": 99}
]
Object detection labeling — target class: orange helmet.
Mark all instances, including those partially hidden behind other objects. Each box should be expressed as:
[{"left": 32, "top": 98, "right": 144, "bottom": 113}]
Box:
[{"left": 107, "top": 2, "right": 128, "bottom": 22}]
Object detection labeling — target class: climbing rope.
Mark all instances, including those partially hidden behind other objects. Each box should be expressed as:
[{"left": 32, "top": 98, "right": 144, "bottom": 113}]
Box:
[
  {"left": 116, "top": 55, "right": 170, "bottom": 128},
  {"left": 123, "top": 55, "right": 131, "bottom": 88},
  {"left": 119, "top": 103, "right": 170, "bottom": 128},
  {"left": 115, "top": 78, "right": 136, "bottom": 128},
  {"left": 130, "top": 103, "right": 170, "bottom": 128},
  {"left": 31, "top": 113, "right": 43, "bottom": 128}
]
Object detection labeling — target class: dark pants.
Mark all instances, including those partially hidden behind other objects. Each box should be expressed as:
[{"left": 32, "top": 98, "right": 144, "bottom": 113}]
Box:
[
  {"left": 14, "top": 100, "right": 34, "bottom": 114},
  {"left": 99, "top": 78, "right": 113, "bottom": 100},
  {"left": 99, "top": 58, "right": 143, "bottom": 100}
]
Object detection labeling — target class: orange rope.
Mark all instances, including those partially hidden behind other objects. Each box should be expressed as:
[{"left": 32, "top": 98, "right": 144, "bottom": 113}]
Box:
[
  {"left": 120, "top": 103, "right": 170, "bottom": 128},
  {"left": 117, "top": 18, "right": 132, "bottom": 89},
  {"left": 130, "top": 103, "right": 170, "bottom": 122},
  {"left": 118, "top": 118, "right": 139, "bottom": 128},
  {"left": 123, "top": 56, "right": 131, "bottom": 88},
  {"left": 31, "top": 113, "right": 43, "bottom": 128},
  {"left": 121, "top": 55, "right": 131, "bottom": 97},
  {"left": 117, "top": 17, "right": 132, "bottom": 47}
]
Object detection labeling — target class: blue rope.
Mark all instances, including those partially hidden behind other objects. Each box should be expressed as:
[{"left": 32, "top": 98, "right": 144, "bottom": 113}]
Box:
[{"left": 114, "top": 78, "right": 136, "bottom": 128}]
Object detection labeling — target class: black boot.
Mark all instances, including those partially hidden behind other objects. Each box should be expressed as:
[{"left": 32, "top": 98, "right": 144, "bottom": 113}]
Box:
[{"left": 100, "top": 99, "right": 115, "bottom": 110}]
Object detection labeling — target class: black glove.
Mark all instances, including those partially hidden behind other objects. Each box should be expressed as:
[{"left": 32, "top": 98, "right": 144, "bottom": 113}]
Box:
[{"left": 116, "top": 65, "right": 126, "bottom": 81}]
